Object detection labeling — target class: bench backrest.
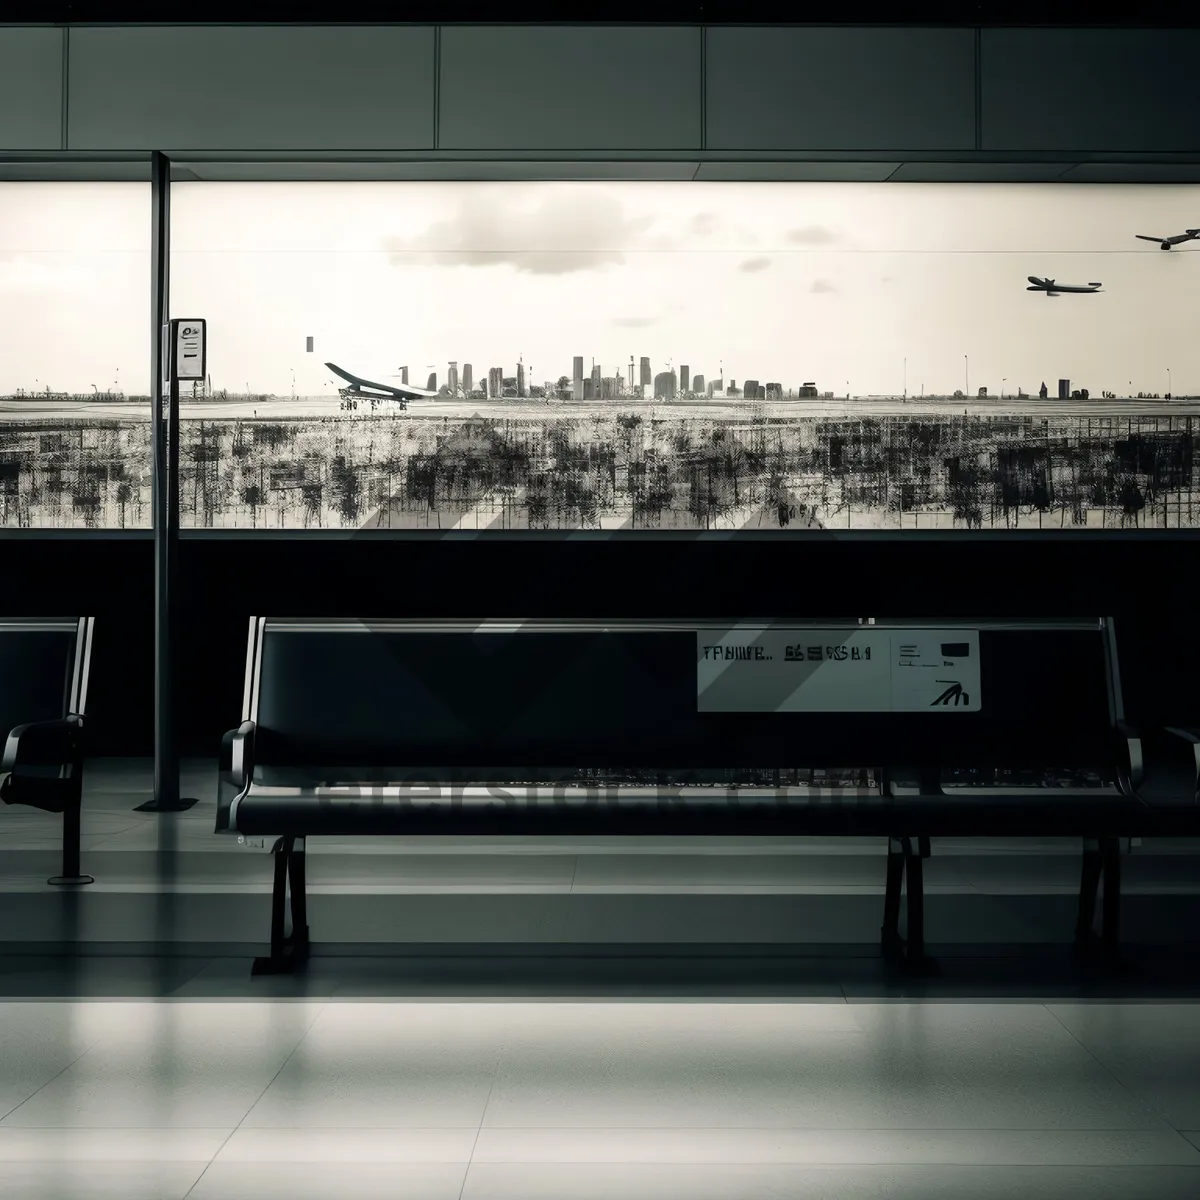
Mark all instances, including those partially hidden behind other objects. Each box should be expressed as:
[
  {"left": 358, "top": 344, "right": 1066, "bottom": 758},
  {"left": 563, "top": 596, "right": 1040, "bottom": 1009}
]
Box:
[
  {"left": 242, "top": 617, "right": 1131, "bottom": 785},
  {"left": 0, "top": 618, "right": 93, "bottom": 740}
]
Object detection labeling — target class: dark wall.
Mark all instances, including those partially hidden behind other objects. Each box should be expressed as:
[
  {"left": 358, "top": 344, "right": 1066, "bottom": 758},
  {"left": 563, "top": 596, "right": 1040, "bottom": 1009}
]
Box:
[{"left": 1, "top": 535, "right": 1197, "bottom": 757}]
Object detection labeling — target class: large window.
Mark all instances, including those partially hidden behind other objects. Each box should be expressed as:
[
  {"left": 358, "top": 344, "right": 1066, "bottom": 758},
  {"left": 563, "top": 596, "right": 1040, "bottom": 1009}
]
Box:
[
  {"left": 0, "top": 183, "right": 150, "bottom": 529},
  {"left": 5, "top": 180, "right": 1199, "bottom": 531}
]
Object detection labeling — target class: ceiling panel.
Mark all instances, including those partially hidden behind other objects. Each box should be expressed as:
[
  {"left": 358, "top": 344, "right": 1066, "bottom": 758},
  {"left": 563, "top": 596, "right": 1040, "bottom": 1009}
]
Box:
[
  {"left": 694, "top": 162, "right": 899, "bottom": 182},
  {"left": 1060, "top": 163, "right": 1200, "bottom": 183},
  {"left": 889, "top": 163, "right": 1078, "bottom": 183},
  {"left": 172, "top": 160, "right": 702, "bottom": 182},
  {"left": 0, "top": 159, "right": 151, "bottom": 181},
  {"left": 8, "top": 157, "right": 1200, "bottom": 186}
]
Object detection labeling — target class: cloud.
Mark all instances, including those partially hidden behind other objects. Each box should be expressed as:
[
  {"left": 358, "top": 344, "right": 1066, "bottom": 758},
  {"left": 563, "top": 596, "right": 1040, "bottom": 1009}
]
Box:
[
  {"left": 612, "top": 316, "right": 658, "bottom": 328},
  {"left": 786, "top": 225, "right": 838, "bottom": 245},
  {"left": 644, "top": 211, "right": 718, "bottom": 251},
  {"left": 810, "top": 279, "right": 837, "bottom": 293},
  {"left": 738, "top": 257, "right": 773, "bottom": 273},
  {"left": 381, "top": 189, "right": 654, "bottom": 275}
]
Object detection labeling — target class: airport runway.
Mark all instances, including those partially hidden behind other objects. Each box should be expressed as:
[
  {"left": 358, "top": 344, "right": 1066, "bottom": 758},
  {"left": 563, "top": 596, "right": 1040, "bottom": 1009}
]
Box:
[{"left": 1, "top": 396, "right": 1197, "bottom": 422}]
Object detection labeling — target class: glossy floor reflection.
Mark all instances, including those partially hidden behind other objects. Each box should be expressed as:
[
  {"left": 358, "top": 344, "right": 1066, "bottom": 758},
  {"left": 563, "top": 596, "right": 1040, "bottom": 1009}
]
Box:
[
  {"left": 1, "top": 990, "right": 1199, "bottom": 1198},
  {"left": 3, "top": 759, "right": 1200, "bottom": 1195}
]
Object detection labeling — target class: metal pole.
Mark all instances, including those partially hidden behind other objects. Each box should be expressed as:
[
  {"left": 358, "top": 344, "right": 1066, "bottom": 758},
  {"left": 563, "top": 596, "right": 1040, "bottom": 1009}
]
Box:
[{"left": 137, "top": 151, "right": 197, "bottom": 813}]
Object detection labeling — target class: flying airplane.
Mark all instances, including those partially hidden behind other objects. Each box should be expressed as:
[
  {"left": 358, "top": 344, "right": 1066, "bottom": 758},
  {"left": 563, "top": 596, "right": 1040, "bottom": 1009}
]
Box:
[
  {"left": 325, "top": 362, "right": 438, "bottom": 408},
  {"left": 1026, "top": 276, "right": 1102, "bottom": 295},
  {"left": 1135, "top": 229, "right": 1200, "bottom": 250}
]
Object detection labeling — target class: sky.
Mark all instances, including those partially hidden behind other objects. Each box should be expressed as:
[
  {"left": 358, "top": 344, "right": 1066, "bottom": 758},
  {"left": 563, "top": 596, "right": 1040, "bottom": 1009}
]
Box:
[{"left": 2, "top": 180, "right": 1199, "bottom": 397}]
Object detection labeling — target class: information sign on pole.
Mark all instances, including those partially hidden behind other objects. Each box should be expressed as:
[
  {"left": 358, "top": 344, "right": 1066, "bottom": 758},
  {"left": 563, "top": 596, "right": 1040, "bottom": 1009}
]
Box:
[{"left": 174, "top": 320, "right": 206, "bottom": 381}]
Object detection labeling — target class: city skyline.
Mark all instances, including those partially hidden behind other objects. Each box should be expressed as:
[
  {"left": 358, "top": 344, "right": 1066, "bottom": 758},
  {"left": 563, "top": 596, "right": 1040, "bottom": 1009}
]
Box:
[{"left": 3, "top": 180, "right": 1200, "bottom": 398}]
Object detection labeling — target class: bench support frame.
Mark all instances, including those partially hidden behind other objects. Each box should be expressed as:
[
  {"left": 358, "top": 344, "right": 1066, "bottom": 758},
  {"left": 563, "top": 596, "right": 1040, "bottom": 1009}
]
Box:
[
  {"left": 881, "top": 835, "right": 932, "bottom": 968},
  {"left": 47, "top": 797, "right": 93, "bottom": 887},
  {"left": 883, "top": 833, "right": 1125, "bottom": 968},
  {"left": 1075, "top": 835, "right": 1122, "bottom": 954},
  {"left": 252, "top": 835, "right": 310, "bottom": 975}
]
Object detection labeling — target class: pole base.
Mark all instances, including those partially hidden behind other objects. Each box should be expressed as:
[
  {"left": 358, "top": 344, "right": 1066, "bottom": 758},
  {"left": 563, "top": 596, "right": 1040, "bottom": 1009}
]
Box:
[
  {"left": 48, "top": 875, "right": 94, "bottom": 886},
  {"left": 134, "top": 796, "right": 200, "bottom": 813}
]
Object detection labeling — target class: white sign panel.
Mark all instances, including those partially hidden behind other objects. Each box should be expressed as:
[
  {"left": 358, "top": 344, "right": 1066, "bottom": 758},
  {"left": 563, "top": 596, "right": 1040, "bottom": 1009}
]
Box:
[
  {"left": 174, "top": 320, "right": 206, "bottom": 380},
  {"left": 697, "top": 627, "right": 981, "bottom": 713}
]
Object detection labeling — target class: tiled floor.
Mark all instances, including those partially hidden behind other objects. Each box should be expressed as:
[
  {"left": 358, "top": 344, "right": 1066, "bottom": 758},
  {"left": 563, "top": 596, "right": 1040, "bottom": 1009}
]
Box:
[
  {"left": 1, "top": 994, "right": 1200, "bottom": 1198},
  {"left": 3, "top": 760, "right": 1200, "bottom": 1196}
]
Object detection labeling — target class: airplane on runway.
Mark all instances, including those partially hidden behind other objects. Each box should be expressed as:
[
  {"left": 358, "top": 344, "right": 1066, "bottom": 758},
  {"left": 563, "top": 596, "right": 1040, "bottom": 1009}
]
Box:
[
  {"left": 1135, "top": 229, "right": 1200, "bottom": 250},
  {"left": 1026, "top": 276, "right": 1102, "bottom": 295},
  {"left": 325, "top": 362, "right": 439, "bottom": 409}
]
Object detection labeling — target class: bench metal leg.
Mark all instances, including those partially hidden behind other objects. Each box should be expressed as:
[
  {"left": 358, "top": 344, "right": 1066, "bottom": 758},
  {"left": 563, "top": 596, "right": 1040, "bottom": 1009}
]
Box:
[
  {"left": 252, "top": 836, "right": 310, "bottom": 976},
  {"left": 882, "top": 838, "right": 906, "bottom": 957},
  {"left": 1076, "top": 839, "right": 1104, "bottom": 942},
  {"left": 48, "top": 788, "right": 93, "bottom": 887},
  {"left": 882, "top": 836, "right": 934, "bottom": 970},
  {"left": 1076, "top": 836, "right": 1123, "bottom": 959},
  {"left": 287, "top": 839, "right": 310, "bottom": 955}
]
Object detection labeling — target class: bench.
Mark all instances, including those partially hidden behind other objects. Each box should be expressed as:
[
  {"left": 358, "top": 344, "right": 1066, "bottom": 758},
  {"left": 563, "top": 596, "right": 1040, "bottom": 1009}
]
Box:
[
  {"left": 0, "top": 617, "right": 96, "bottom": 885},
  {"left": 216, "top": 616, "right": 1200, "bottom": 975}
]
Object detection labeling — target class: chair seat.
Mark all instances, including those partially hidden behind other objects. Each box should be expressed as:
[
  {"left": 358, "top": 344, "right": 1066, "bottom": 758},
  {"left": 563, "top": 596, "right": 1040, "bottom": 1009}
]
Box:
[{"left": 0, "top": 773, "right": 76, "bottom": 814}]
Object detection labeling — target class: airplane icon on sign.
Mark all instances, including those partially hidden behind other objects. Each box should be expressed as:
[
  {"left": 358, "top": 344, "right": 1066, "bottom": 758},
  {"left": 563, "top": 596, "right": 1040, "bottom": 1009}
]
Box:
[{"left": 931, "top": 681, "right": 969, "bottom": 707}]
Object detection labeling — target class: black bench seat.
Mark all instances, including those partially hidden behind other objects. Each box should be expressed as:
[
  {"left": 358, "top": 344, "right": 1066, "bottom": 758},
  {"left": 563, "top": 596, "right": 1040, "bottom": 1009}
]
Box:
[
  {"left": 224, "top": 782, "right": 1160, "bottom": 839},
  {"left": 0, "top": 617, "right": 96, "bottom": 885},
  {"left": 216, "top": 617, "right": 1200, "bottom": 975}
]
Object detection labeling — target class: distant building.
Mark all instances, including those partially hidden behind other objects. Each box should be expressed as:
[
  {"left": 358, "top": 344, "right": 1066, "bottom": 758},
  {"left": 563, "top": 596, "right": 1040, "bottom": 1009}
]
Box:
[
  {"left": 798, "top": 381, "right": 818, "bottom": 398},
  {"left": 1058, "top": 378, "right": 1070, "bottom": 400},
  {"left": 462, "top": 364, "right": 473, "bottom": 394},
  {"left": 591, "top": 362, "right": 601, "bottom": 396},
  {"left": 487, "top": 367, "right": 503, "bottom": 399},
  {"left": 640, "top": 357, "right": 651, "bottom": 387},
  {"left": 743, "top": 379, "right": 760, "bottom": 400},
  {"left": 447, "top": 362, "right": 459, "bottom": 395},
  {"left": 654, "top": 371, "right": 677, "bottom": 400},
  {"left": 573, "top": 355, "right": 584, "bottom": 402},
  {"left": 517, "top": 362, "right": 526, "bottom": 398},
  {"left": 601, "top": 375, "right": 621, "bottom": 400},
  {"left": 680, "top": 365, "right": 690, "bottom": 393},
  {"left": 765, "top": 382, "right": 782, "bottom": 400},
  {"left": 693, "top": 374, "right": 705, "bottom": 395}
]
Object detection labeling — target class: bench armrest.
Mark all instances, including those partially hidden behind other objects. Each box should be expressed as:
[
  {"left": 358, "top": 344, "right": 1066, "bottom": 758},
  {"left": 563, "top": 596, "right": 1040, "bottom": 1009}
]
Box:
[
  {"left": 1, "top": 715, "right": 83, "bottom": 773},
  {"left": 1164, "top": 727, "right": 1200, "bottom": 800},
  {"left": 0, "top": 715, "right": 84, "bottom": 813},
  {"left": 1116, "top": 720, "right": 1144, "bottom": 793},
  {"left": 216, "top": 721, "right": 256, "bottom": 833}
]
